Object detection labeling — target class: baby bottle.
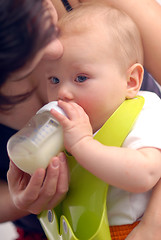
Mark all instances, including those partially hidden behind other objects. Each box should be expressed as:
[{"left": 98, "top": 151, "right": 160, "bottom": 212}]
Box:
[{"left": 7, "top": 101, "right": 65, "bottom": 175}]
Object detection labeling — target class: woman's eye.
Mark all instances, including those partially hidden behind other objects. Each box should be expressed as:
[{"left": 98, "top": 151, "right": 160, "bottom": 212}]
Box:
[
  {"left": 75, "top": 75, "right": 88, "bottom": 83},
  {"left": 49, "top": 77, "right": 60, "bottom": 84}
]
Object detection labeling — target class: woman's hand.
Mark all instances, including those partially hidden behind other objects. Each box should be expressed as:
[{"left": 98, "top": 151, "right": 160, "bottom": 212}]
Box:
[
  {"left": 126, "top": 222, "right": 152, "bottom": 240},
  {"left": 7, "top": 152, "right": 69, "bottom": 215},
  {"left": 126, "top": 178, "right": 161, "bottom": 240},
  {"left": 126, "top": 220, "right": 161, "bottom": 240}
]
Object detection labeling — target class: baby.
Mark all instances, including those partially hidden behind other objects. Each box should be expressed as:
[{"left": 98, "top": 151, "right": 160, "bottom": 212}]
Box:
[{"left": 46, "top": 2, "right": 161, "bottom": 239}]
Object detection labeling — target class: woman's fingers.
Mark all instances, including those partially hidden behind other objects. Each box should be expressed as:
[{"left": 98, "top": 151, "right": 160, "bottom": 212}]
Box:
[
  {"left": 47, "top": 152, "right": 69, "bottom": 208},
  {"left": 7, "top": 152, "right": 69, "bottom": 215}
]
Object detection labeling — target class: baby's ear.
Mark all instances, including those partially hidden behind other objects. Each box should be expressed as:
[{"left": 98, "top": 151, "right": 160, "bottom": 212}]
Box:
[{"left": 126, "top": 63, "right": 144, "bottom": 99}]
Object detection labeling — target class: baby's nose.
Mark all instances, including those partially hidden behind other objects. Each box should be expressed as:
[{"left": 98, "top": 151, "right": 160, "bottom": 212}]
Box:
[{"left": 58, "top": 85, "right": 73, "bottom": 101}]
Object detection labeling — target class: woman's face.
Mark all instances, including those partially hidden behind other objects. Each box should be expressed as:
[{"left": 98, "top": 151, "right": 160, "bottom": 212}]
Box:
[
  {"left": 1, "top": 0, "right": 63, "bottom": 101},
  {"left": 9, "top": 0, "right": 63, "bottom": 83}
]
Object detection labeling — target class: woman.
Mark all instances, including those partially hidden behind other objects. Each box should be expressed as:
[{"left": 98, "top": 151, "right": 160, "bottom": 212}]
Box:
[
  {"left": 6, "top": 0, "right": 161, "bottom": 239},
  {"left": 0, "top": 0, "right": 68, "bottom": 239}
]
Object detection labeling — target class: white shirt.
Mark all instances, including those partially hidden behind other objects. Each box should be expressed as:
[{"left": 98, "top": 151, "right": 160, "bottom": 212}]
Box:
[{"left": 107, "top": 91, "right": 161, "bottom": 226}]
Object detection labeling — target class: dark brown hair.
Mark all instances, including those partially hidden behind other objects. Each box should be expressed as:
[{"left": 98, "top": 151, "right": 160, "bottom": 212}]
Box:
[{"left": 0, "top": 0, "right": 57, "bottom": 111}]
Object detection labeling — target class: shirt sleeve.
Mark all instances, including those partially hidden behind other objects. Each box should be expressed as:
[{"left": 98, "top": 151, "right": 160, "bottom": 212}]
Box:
[{"left": 122, "top": 91, "right": 161, "bottom": 150}]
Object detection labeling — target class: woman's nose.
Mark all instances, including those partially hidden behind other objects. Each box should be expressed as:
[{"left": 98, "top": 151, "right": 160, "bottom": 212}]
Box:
[{"left": 43, "top": 38, "right": 63, "bottom": 61}]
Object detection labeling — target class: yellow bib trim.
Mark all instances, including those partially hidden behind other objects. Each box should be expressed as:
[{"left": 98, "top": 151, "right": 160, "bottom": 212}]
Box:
[{"left": 39, "top": 96, "right": 145, "bottom": 240}]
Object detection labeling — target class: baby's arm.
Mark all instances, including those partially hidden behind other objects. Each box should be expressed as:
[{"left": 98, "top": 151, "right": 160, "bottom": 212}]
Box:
[{"left": 51, "top": 100, "right": 161, "bottom": 193}]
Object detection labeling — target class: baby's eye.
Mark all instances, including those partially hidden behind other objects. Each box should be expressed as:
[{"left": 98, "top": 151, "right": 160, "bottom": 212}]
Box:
[
  {"left": 75, "top": 75, "right": 88, "bottom": 83},
  {"left": 49, "top": 77, "right": 60, "bottom": 84}
]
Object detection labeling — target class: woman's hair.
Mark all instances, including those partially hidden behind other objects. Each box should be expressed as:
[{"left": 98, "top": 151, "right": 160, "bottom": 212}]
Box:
[
  {"left": 0, "top": 0, "right": 56, "bottom": 110},
  {"left": 58, "top": 2, "right": 143, "bottom": 71}
]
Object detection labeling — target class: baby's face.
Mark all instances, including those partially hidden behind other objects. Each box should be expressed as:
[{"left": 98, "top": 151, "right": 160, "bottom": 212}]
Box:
[{"left": 47, "top": 31, "right": 128, "bottom": 132}]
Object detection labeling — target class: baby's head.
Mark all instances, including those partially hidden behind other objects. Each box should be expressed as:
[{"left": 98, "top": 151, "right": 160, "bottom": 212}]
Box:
[
  {"left": 47, "top": 2, "right": 144, "bottom": 132},
  {"left": 58, "top": 2, "right": 143, "bottom": 73}
]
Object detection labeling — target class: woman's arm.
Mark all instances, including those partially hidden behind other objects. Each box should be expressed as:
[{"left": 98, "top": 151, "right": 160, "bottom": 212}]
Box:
[
  {"left": 126, "top": 178, "right": 161, "bottom": 240},
  {"left": 63, "top": 1, "right": 161, "bottom": 84},
  {"left": 0, "top": 181, "right": 28, "bottom": 223},
  {"left": 78, "top": 0, "right": 161, "bottom": 85},
  {"left": 58, "top": 0, "right": 161, "bottom": 84}
]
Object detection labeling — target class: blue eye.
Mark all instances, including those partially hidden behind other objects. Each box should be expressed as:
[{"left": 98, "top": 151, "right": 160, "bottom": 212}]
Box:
[
  {"left": 49, "top": 77, "right": 60, "bottom": 84},
  {"left": 75, "top": 75, "right": 88, "bottom": 83}
]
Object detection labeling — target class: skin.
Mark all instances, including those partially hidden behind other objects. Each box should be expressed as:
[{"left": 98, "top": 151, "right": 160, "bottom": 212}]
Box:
[
  {"left": 47, "top": 32, "right": 128, "bottom": 133},
  {"left": 55, "top": 0, "right": 161, "bottom": 83},
  {"left": 45, "top": 15, "right": 161, "bottom": 240},
  {"left": 54, "top": 1, "right": 161, "bottom": 239},
  {"left": 0, "top": 42, "right": 63, "bottom": 130},
  {"left": 5, "top": 1, "right": 161, "bottom": 239},
  {"left": 52, "top": 0, "right": 161, "bottom": 84},
  {"left": 54, "top": 1, "right": 161, "bottom": 238},
  {"left": 47, "top": 27, "right": 161, "bottom": 192},
  {"left": 126, "top": 178, "right": 161, "bottom": 240},
  {"left": 1, "top": 0, "right": 69, "bottom": 222},
  {"left": 78, "top": 0, "right": 161, "bottom": 85}
]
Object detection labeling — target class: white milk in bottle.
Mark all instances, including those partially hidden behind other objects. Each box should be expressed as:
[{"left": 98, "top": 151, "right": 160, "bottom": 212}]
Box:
[{"left": 7, "top": 101, "right": 65, "bottom": 175}]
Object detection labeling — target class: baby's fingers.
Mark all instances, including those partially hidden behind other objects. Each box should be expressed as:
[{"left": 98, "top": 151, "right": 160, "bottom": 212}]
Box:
[{"left": 58, "top": 100, "right": 86, "bottom": 119}]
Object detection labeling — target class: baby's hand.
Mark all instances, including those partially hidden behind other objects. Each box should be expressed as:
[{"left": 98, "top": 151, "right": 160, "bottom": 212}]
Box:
[{"left": 51, "top": 100, "right": 93, "bottom": 155}]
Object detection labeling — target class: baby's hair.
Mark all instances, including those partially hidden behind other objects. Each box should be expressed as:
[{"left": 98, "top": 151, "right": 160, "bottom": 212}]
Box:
[{"left": 58, "top": 2, "right": 143, "bottom": 71}]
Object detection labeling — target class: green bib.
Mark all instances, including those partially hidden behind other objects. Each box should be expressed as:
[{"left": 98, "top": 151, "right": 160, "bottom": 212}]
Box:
[{"left": 39, "top": 96, "right": 144, "bottom": 240}]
